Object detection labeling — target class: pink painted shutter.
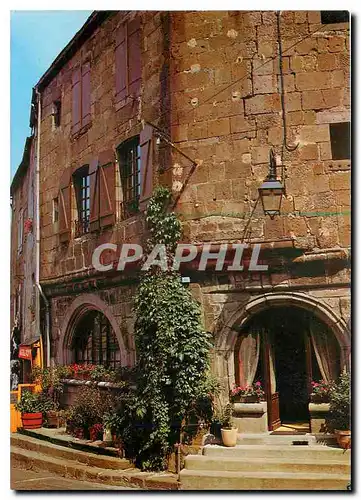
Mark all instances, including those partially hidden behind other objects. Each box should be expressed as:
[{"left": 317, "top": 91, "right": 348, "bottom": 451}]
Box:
[
  {"left": 89, "top": 157, "right": 100, "bottom": 232},
  {"left": 128, "top": 17, "right": 141, "bottom": 96},
  {"left": 81, "top": 61, "right": 91, "bottom": 126},
  {"left": 72, "top": 68, "right": 81, "bottom": 134},
  {"left": 139, "top": 124, "right": 154, "bottom": 211},
  {"left": 58, "top": 168, "right": 72, "bottom": 243},
  {"left": 115, "top": 24, "right": 127, "bottom": 102},
  {"left": 98, "top": 150, "right": 116, "bottom": 228}
]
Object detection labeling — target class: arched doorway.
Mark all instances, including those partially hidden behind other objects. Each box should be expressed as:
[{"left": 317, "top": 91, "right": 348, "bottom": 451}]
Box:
[
  {"left": 71, "top": 309, "right": 121, "bottom": 367},
  {"left": 235, "top": 306, "right": 341, "bottom": 431}
]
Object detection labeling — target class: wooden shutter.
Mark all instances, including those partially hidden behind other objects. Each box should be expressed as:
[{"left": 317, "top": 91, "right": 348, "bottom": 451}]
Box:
[
  {"left": 81, "top": 61, "right": 91, "bottom": 126},
  {"left": 139, "top": 124, "right": 154, "bottom": 210},
  {"left": 115, "top": 24, "right": 127, "bottom": 102},
  {"left": 72, "top": 68, "right": 81, "bottom": 134},
  {"left": 58, "top": 168, "right": 72, "bottom": 243},
  {"left": 128, "top": 17, "right": 141, "bottom": 96},
  {"left": 89, "top": 158, "right": 100, "bottom": 232},
  {"left": 98, "top": 150, "right": 116, "bottom": 228}
]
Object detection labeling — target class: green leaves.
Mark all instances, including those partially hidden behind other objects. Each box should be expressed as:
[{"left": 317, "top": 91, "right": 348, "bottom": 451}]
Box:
[{"left": 121, "top": 187, "right": 214, "bottom": 471}]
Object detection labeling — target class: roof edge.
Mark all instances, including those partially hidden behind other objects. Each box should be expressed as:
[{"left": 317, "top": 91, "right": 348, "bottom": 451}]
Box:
[{"left": 35, "top": 10, "right": 114, "bottom": 92}]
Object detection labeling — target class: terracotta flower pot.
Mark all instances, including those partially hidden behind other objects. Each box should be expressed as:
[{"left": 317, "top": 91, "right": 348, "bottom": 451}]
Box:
[
  {"left": 221, "top": 428, "right": 237, "bottom": 447},
  {"left": 335, "top": 429, "right": 351, "bottom": 449},
  {"left": 22, "top": 412, "right": 43, "bottom": 429}
]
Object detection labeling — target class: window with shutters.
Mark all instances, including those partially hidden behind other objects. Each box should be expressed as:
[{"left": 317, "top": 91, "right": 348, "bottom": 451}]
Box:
[
  {"left": 329, "top": 122, "right": 350, "bottom": 161},
  {"left": 117, "top": 137, "right": 141, "bottom": 218},
  {"left": 72, "top": 61, "right": 91, "bottom": 135},
  {"left": 73, "top": 166, "right": 90, "bottom": 237},
  {"left": 52, "top": 100, "right": 61, "bottom": 128},
  {"left": 115, "top": 17, "right": 141, "bottom": 104}
]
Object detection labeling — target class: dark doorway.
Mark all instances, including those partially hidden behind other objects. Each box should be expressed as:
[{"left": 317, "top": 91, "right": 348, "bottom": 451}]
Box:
[{"left": 272, "top": 308, "right": 309, "bottom": 422}]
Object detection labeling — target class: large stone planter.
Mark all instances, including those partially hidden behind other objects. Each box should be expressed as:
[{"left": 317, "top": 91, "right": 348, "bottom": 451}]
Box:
[
  {"left": 232, "top": 402, "right": 268, "bottom": 434},
  {"left": 309, "top": 402, "right": 330, "bottom": 434}
]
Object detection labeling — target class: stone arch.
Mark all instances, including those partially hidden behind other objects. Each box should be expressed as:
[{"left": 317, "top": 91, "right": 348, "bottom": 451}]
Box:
[
  {"left": 214, "top": 291, "right": 350, "bottom": 391},
  {"left": 57, "top": 293, "right": 130, "bottom": 366}
]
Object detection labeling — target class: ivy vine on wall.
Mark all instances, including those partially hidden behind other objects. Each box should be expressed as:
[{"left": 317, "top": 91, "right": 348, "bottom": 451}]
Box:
[{"left": 121, "top": 187, "right": 214, "bottom": 471}]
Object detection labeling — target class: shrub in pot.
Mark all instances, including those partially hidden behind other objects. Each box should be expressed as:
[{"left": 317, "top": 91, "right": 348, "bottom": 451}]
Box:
[
  {"left": 220, "top": 402, "right": 237, "bottom": 447},
  {"left": 15, "top": 391, "right": 44, "bottom": 429},
  {"left": 326, "top": 371, "right": 351, "bottom": 449}
]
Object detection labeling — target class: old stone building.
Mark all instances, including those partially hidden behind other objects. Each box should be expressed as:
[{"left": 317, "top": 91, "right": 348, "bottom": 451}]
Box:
[{"left": 11, "top": 10, "right": 350, "bottom": 431}]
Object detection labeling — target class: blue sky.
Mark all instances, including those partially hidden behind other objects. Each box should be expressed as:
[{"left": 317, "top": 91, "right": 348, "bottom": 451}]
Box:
[{"left": 10, "top": 10, "right": 93, "bottom": 177}]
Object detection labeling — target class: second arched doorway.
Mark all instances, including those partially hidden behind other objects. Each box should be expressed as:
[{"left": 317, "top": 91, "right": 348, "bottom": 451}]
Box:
[{"left": 235, "top": 306, "right": 341, "bottom": 431}]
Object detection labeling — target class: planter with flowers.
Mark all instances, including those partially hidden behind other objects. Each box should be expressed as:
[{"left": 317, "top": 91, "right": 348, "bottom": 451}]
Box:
[
  {"left": 230, "top": 381, "right": 268, "bottom": 433},
  {"left": 310, "top": 380, "right": 332, "bottom": 403},
  {"left": 230, "top": 381, "right": 265, "bottom": 403},
  {"left": 309, "top": 379, "right": 333, "bottom": 434}
]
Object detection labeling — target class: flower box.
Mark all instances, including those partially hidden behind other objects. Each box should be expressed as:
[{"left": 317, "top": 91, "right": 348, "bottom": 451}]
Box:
[
  {"left": 233, "top": 395, "right": 260, "bottom": 403},
  {"left": 310, "top": 394, "right": 329, "bottom": 404}
]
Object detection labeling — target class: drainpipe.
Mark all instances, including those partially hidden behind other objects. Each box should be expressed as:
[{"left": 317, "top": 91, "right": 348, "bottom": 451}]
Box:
[{"left": 34, "top": 88, "right": 50, "bottom": 367}]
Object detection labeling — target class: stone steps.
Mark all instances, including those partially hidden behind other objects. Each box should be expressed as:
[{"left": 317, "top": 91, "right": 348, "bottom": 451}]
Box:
[
  {"left": 203, "top": 443, "right": 351, "bottom": 461},
  {"left": 11, "top": 434, "right": 132, "bottom": 470},
  {"left": 179, "top": 443, "right": 351, "bottom": 490},
  {"left": 11, "top": 433, "right": 178, "bottom": 490},
  {"left": 236, "top": 433, "right": 337, "bottom": 446},
  {"left": 179, "top": 468, "right": 350, "bottom": 490},
  {"left": 185, "top": 454, "right": 350, "bottom": 475}
]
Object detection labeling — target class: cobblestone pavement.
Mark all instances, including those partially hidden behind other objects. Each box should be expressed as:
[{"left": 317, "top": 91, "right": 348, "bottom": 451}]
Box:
[{"left": 11, "top": 465, "right": 140, "bottom": 490}]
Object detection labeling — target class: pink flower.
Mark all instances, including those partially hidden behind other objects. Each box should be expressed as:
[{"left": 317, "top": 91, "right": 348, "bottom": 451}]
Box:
[{"left": 255, "top": 381, "right": 261, "bottom": 387}]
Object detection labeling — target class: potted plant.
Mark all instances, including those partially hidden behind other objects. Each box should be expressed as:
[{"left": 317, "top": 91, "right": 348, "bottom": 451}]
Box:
[
  {"left": 15, "top": 391, "right": 44, "bottom": 429},
  {"left": 327, "top": 371, "right": 351, "bottom": 449},
  {"left": 310, "top": 379, "right": 332, "bottom": 403},
  {"left": 230, "top": 381, "right": 265, "bottom": 403},
  {"left": 220, "top": 402, "right": 237, "bottom": 447}
]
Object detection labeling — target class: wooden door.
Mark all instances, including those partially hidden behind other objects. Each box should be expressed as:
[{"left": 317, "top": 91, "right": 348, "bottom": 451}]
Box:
[
  {"left": 263, "top": 329, "right": 281, "bottom": 431},
  {"left": 304, "top": 330, "right": 313, "bottom": 396}
]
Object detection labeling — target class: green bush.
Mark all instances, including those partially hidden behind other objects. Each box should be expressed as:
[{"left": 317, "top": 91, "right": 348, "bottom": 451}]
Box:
[{"left": 327, "top": 371, "right": 351, "bottom": 431}]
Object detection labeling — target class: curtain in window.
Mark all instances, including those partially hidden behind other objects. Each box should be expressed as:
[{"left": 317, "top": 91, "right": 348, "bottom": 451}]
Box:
[
  {"left": 238, "top": 329, "right": 260, "bottom": 387},
  {"left": 310, "top": 320, "right": 339, "bottom": 383}
]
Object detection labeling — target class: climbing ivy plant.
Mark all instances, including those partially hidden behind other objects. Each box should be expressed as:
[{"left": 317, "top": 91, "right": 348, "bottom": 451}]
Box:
[{"left": 123, "top": 187, "right": 213, "bottom": 471}]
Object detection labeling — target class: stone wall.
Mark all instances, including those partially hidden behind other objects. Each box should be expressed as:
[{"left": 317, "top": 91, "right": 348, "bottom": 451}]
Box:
[
  {"left": 169, "top": 11, "right": 350, "bottom": 250},
  {"left": 39, "top": 11, "right": 171, "bottom": 283},
  {"left": 48, "top": 284, "right": 137, "bottom": 366}
]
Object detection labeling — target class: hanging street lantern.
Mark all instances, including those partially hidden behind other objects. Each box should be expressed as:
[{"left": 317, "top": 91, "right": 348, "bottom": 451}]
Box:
[{"left": 258, "top": 149, "right": 285, "bottom": 219}]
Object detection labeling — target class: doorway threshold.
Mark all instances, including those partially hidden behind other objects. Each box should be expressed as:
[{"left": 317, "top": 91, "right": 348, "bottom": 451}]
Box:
[{"left": 270, "top": 422, "right": 310, "bottom": 435}]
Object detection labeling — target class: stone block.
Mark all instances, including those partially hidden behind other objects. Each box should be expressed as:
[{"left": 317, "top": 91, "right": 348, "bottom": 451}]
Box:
[
  {"left": 299, "top": 125, "right": 330, "bottom": 143},
  {"left": 232, "top": 402, "right": 268, "bottom": 434},
  {"left": 302, "top": 90, "right": 326, "bottom": 110},
  {"left": 328, "top": 36, "right": 346, "bottom": 53},
  {"left": 244, "top": 94, "right": 281, "bottom": 115},
  {"left": 299, "top": 143, "right": 319, "bottom": 160},
  {"left": 295, "top": 71, "right": 332, "bottom": 91},
  {"left": 317, "top": 53, "right": 338, "bottom": 71},
  {"left": 253, "top": 75, "right": 277, "bottom": 94},
  {"left": 329, "top": 172, "right": 351, "bottom": 191},
  {"left": 208, "top": 118, "right": 230, "bottom": 137},
  {"left": 309, "top": 403, "right": 330, "bottom": 434}
]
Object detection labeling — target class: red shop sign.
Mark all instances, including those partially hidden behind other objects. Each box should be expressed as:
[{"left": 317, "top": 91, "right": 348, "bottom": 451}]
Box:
[{"left": 19, "top": 346, "right": 32, "bottom": 360}]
